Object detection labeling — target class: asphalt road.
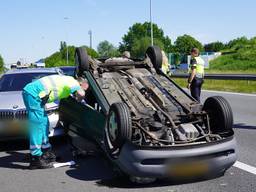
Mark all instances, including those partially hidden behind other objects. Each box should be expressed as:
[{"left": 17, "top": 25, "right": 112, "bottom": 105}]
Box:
[{"left": 0, "top": 90, "right": 255, "bottom": 192}]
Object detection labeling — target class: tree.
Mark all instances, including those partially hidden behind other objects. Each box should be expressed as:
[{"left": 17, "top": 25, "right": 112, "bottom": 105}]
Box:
[
  {"left": 119, "top": 22, "right": 172, "bottom": 56},
  {"left": 0, "top": 54, "right": 4, "bottom": 73},
  {"left": 174, "top": 34, "right": 204, "bottom": 54},
  {"left": 60, "top": 41, "right": 67, "bottom": 52},
  {"left": 227, "top": 36, "right": 249, "bottom": 49},
  {"left": 131, "top": 37, "right": 164, "bottom": 58},
  {"left": 45, "top": 43, "right": 99, "bottom": 67},
  {"left": 97, "top": 41, "right": 119, "bottom": 57},
  {"left": 82, "top": 46, "right": 99, "bottom": 58},
  {"left": 204, "top": 41, "right": 225, "bottom": 52}
]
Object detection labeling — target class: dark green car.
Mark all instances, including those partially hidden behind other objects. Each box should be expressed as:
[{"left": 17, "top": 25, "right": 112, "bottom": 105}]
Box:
[{"left": 59, "top": 46, "right": 237, "bottom": 182}]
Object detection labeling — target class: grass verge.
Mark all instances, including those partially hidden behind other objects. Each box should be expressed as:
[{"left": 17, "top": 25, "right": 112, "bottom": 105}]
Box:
[{"left": 172, "top": 78, "right": 256, "bottom": 94}]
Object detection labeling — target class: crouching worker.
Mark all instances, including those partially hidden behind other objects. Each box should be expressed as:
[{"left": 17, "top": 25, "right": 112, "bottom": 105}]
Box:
[{"left": 22, "top": 75, "right": 89, "bottom": 169}]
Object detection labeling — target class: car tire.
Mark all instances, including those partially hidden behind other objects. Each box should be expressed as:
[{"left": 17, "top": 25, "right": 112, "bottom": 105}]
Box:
[
  {"left": 146, "top": 46, "right": 163, "bottom": 73},
  {"left": 75, "top": 47, "right": 89, "bottom": 77},
  {"left": 104, "top": 102, "right": 132, "bottom": 158},
  {"left": 203, "top": 96, "right": 233, "bottom": 135}
]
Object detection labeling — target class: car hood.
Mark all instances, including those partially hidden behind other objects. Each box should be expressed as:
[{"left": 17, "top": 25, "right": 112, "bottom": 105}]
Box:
[
  {"left": 0, "top": 91, "right": 58, "bottom": 111},
  {"left": 0, "top": 91, "right": 25, "bottom": 110}
]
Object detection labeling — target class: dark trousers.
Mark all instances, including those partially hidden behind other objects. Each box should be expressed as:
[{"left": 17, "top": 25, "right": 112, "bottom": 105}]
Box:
[{"left": 190, "top": 78, "right": 204, "bottom": 102}]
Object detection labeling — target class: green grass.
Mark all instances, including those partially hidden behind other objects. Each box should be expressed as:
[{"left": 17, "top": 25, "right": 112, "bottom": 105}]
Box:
[
  {"left": 172, "top": 78, "right": 256, "bottom": 94},
  {"left": 209, "top": 47, "right": 256, "bottom": 71}
]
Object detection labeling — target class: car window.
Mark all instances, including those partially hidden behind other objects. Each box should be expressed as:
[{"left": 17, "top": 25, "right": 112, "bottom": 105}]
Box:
[{"left": 0, "top": 73, "right": 56, "bottom": 92}]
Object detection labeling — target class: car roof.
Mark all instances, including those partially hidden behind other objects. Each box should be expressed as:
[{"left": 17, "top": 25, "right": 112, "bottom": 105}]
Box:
[{"left": 4, "top": 68, "right": 60, "bottom": 75}]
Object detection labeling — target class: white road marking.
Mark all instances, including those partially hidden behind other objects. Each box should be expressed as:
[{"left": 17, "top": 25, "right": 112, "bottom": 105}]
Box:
[
  {"left": 233, "top": 161, "right": 256, "bottom": 175},
  {"left": 202, "top": 90, "right": 256, "bottom": 97}
]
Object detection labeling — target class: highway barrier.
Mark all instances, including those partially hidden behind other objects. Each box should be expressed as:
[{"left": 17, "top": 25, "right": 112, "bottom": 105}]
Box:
[{"left": 171, "top": 74, "right": 256, "bottom": 81}]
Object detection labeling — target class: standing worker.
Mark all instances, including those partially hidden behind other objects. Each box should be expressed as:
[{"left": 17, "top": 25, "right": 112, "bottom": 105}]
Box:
[
  {"left": 161, "top": 50, "right": 170, "bottom": 75},
  {"left": 187, "top": 48, "right": 205, "bottom": 102},
  {"left": 22, "top": 75, "right": 89, "bottom": 169}
]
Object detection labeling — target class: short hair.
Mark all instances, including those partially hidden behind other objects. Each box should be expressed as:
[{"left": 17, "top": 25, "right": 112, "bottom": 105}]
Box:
[
  {"left": 77, "top": 77, "right": 88, "bottom": 84},
  {"left": 191, "top": 48, "right": 199, "bottom": 55}
]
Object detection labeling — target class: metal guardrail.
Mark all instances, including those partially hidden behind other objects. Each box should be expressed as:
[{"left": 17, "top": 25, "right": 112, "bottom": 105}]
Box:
[{"left": 171, "top": 74, "right": 256, "bottom": 80}]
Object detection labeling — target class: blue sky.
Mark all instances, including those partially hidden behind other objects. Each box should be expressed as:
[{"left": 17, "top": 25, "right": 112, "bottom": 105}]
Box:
[{"left": 0, "top": 0, "right": 256, "bottom": 64}]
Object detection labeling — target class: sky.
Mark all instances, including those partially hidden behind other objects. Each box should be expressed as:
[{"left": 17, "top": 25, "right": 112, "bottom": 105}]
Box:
[{"left": 0, "top": 0, "right": 256, "bottom": 64}]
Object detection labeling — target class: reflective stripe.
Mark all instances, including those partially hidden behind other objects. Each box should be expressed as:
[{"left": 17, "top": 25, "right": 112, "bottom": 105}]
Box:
[
  {"left": 39, "top": 76, "right": 59, "bottom": 101},
  {"left": 42, "top": 143, "right": 51, "bottom": 149},
  {"left": 40, "top": 78, "right": 50, "bottom": 95},
  {"left": 30, "top": 144, "right": 41, "bottom": 150},
  {"left": 196, "top": 73, "right": 204, "bottom": 78},
  {"left": 48, "top": 76, "right": 59, "bottom": 99}
]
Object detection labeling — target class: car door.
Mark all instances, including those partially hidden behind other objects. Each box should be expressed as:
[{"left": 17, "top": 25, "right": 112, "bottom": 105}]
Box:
[{"left": 59, "top": 95, "right": 106, "bottom": 143}]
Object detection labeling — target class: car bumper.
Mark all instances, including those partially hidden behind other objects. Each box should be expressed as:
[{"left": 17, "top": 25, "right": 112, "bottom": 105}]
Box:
[
  {"left": 0, "top": 112, "right": 63, "bottom": 140},
  {"left": 116, "top": 136, "right": 237, "bottom": 178}
]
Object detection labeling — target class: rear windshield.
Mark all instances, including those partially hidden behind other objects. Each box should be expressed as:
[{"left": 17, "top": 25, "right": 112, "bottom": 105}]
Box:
[{"left": 0, "top": 73, "right": 56, "bottom": 92}]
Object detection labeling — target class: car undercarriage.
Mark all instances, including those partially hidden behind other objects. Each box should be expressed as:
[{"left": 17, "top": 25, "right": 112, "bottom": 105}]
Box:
[{"left": 73, "top": 46, "right": 235, "bottom": 157}]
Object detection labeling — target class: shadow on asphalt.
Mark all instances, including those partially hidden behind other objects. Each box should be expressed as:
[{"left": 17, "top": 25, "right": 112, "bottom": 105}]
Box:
[
  {"left": 0, "top": 136, "right": 68, "bottom": 170},
  {"left": 66, "top": 163, "right": 222, "bottom": 189},
  {"left": 233, "top": 123, "right": 256, "bottom": 130},
  {"left": 66, "top": 156, "right": 116, "bottom": 181},
  {"left": 0, "top": 151, "right": 29, "bottom": 169},
  {"left": 0, "top": 139, "right": 29, "bottom": 169}
]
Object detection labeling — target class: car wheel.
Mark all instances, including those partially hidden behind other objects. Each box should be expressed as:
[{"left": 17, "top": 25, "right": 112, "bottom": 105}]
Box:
[
  {"left": 104, "top": 102, "right": 132, "bottom": 158},
  {"left": 146, "top": 46, "right": 163, "bottom": 73},
  {"left": 75, "top": 47, "right": 89, "bottom": 77},
  {"left": 203, "top": 96, "right": 233, "bottom": 135}
]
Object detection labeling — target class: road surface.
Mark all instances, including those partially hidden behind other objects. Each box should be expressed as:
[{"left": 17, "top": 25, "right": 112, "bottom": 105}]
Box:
[{"left": 0, "top": 90, "right": 255, "bottom": 192}]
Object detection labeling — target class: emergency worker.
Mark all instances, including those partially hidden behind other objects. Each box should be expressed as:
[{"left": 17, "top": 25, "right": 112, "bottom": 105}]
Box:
[
  {"left": 187, "top": 48, "right": 205, "bottom": 102},
  {"left": 161, "top": 50, "right": 170, "bottom": 75},
  {"left": 22, "top": 75, "right": 88, "bottom": 169}
]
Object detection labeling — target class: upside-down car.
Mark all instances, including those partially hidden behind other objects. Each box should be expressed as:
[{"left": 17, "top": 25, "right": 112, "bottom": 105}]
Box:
[{"left": 59, "top": 46, "right": 237, "bottom": 182}]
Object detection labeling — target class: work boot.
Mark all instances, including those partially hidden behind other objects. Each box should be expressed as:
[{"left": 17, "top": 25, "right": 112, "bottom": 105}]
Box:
[
  {"left": 29, "top": 155, "right": 53, "bottom": 170},
  {"left": 42, "top": 148, "right": 57, "bottom": 163}
]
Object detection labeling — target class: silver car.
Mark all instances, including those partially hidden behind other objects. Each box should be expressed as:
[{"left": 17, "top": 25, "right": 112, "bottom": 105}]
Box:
[{"left": 0, "top": 68, "right": 64, "bottom": 140}]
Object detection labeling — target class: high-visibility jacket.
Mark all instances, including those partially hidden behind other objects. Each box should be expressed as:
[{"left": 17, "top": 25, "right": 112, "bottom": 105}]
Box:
[
  {"left": 190, "top": 56, "right": 205, "bottom": 78},
  {"left": 23, "top": 75, "right": 81, "bottom": 103},
  {"left": 162, "top": 62, "right": 170, "bottom": 75},
  {"left": 161, "top": 53, "right": 170, "bottom": 75}
]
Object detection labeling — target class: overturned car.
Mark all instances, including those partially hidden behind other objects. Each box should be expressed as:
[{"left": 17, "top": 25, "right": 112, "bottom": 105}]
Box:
[{"left": 59, "top": 46, "right": 237, "bottom": 181}]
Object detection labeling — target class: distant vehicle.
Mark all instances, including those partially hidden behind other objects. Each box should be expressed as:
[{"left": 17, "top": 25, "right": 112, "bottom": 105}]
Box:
[
  {"left": 59, "top": 46, "right": 237, "bottom": 182},
  {"left": 34, "top": 63, "right": 45, "bottom": 68},
  {"left": 34, "top": 59, "right": 46, "bottom": 68},
  {"left": 10, "top": 64, "right": 30, "bottom": 69},
  {"left": 59, "top": 66, "right": 76, "bottom": 76},
  {"left": 0, "top": 68, "right": 64, "bottom": 140},
  {"left": 10, "top": 64, "right": 17, "bottom": 69}
]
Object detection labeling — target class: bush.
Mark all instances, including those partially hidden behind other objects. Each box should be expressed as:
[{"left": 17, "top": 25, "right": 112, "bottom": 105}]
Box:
[{"left": 45, "top": 45, "right": 98, "bottom": 67}]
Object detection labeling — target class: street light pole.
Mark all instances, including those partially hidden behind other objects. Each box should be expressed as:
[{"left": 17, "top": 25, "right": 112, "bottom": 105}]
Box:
[
  {"left": 64, "top": 17, "right": 69, "bottom": 65},
  {"left": 88, "top": 30, "right": 92, "bottom": 49},
  {"left": 150, "top": 0, "right": 154, "bottom": 46}
]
